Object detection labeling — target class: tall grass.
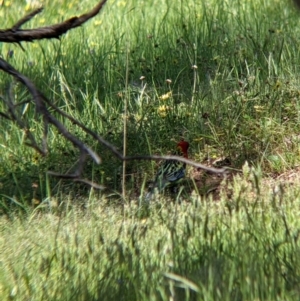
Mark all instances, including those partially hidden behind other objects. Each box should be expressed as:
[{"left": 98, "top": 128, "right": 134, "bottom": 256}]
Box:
[{"left": 1, "top": 169, "right": 300, "bottom": 300}]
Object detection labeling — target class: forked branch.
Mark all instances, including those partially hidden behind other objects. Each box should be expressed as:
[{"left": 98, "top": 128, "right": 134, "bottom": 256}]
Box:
[{"left": 0, "top": 0, "right": 108, "bottom": 43}]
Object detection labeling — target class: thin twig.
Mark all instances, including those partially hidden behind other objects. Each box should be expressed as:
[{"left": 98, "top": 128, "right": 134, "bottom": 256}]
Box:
[
  {"left": 0, "top": 58, "right": 101, "bottom": 164},
  {"left": 12, "top": 7, "right": 44, "bottom": 31},
  {"left": 42, "top": 115, "right": 48, "bottom": 154},
  {"left": 5, "top": 83, "right": 45, "bottom": 155},
  {"left": 0, "top": 111, "right": 11, "bottom": 120},
  {"left": 122, "top": 45, "right": 130, "bottom": 199}
]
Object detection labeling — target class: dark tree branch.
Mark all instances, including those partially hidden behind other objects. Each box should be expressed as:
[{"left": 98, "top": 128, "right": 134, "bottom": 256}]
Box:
[
  {"left": 12, "top": 7, "right": 44, "bottom": 31},
  {"left": 0, "top": 111, "right": 11, "bottom": 120},
  {"left": 294, "top": 0, "right": 300, "bottom": 9},
  {"left": 42, "top": 115, "right": 49, "bottom": 154},
  {"left": 5, "top": 83, "right": 45, "bottom": 155},
  {"left": 0, "top": 57, "right": 101, "bottom": 164},
  {"left": 0, "top": 96, "right": 12, "bottom": 120},
  {"left": 0, "top": 0, "right": 107, "bottom": 42}
]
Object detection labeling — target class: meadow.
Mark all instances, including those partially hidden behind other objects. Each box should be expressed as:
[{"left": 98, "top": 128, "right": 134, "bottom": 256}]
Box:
[{"left": 1, "top": 0, "right": 300, "bottom": 300}]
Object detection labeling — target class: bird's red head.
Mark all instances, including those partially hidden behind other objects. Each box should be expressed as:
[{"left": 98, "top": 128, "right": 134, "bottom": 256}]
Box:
[{"left": 177, "top": 139, "right": 189, "bottom": 158}]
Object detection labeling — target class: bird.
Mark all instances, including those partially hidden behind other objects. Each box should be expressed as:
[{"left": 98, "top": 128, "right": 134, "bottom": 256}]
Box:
[{"left": 146, "top": 139, "right": 190, "bottom": 200}]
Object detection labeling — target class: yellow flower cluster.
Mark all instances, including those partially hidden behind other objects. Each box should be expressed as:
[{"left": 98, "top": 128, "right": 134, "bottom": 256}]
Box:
[
  {"left": 159, "top": 91, "right": 172, "bottom": 100},
  {"left": 157, "top": 105, "right": 170, "bottom": 117}
]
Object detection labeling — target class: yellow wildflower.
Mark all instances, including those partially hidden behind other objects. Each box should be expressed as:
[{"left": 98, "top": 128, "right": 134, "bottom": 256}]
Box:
[
  {"left": 159, "top": 91, "right": 172, "bottom": 100},
  {"left": 157, "top": 105, "right": 170, "bottom": 117},
  {"left": 193, "top": 137, "right": 202, "bottom": 142},
  {"left": 94, "top": 20, "right": 102, "bottom": 26},
  {"left": 117, "top": 0, "right": 126, "bottom": 7},
  {"left": 253, "top": 105, "right": 265, "bottom": 112}
]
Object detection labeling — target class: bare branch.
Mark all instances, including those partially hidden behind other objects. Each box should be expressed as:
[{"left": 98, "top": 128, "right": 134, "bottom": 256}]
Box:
[
  {"left": 12, "top": 7, "right": 44, "bottom": 31},
  {"left": 124, "top": 155, "right": 228, "bottom": 174},
  {"left": 0, "top": 111, "right": 11, "bottom": 120},
  {"left": 0, "top": 0, "right": 107, "bottom": 43},
  {"left": 5, "top": 83, "right": 45, "bottom": 155},
  {"left": 294, "top": 0, "right": 300, "bottom": 9},
  {"left": 73, "top": 178, "right": 105, "bottom": 190},
  {"left": 47, "top": 171, "right": 80, "bottom": 179},
  {"left": 42, "top": 115, "right": 48, "bottom": 154},
  {"left": 0, "top": 57, "right": 101, "bottom": 164}
]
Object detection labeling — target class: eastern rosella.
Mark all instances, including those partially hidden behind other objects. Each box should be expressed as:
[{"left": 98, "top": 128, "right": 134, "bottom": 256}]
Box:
[{"left": 146, "top": 139, "right": 190, "bottom": 199}]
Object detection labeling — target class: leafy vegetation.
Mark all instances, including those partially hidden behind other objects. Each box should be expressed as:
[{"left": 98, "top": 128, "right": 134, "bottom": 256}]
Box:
[{"left": 1, "top": 0, "right": 300, "bottom": 299}]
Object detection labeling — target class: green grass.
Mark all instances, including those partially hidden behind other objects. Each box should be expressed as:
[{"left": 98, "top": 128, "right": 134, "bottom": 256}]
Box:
[
  {"left": 1, "top": 171, "right": 300, "bottom": 300},
  {"left": 1, "top": 0, "right": 300, "bottom": 299}
]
